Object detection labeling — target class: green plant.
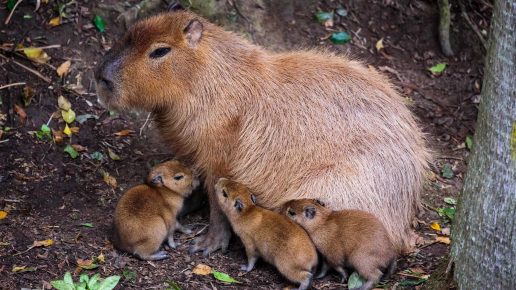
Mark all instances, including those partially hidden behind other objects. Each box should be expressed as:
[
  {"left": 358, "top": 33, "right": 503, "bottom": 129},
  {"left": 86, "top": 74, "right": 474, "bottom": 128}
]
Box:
[{"left": 51, "top": 272, "right": 120, "bottom": 290}]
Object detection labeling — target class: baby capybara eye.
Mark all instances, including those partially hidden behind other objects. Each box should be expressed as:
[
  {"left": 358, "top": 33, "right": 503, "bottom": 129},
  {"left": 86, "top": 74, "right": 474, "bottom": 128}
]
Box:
[
  {"left": 222, "top": 189, "right": 228, "bottom": 197},
  {"left": 149, "top": 47, "right": 171, "bottom": 59},
  {"left": 174, "top": 174, "right": 184, "bottom": 180}
]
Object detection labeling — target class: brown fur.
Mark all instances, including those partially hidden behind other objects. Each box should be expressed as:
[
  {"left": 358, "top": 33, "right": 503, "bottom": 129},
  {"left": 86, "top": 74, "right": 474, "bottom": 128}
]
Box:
[
  {"left": 215, "top": 178, "right": 317, "bottom": 290},
  {"left": 113, "top": 160, "right": 199, "bottom": 260},
  {"left": 96, "top": 10, "right": 431, "bottom": 254},
  {"left": 284, "top": 199, "right": 397, "bottom": 290}
]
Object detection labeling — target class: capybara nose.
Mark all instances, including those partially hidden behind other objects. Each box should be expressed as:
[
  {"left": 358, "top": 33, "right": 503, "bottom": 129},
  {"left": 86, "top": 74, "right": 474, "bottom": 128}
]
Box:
[{"left": 95, "top": 57, "right": 121, "bottom": 92}]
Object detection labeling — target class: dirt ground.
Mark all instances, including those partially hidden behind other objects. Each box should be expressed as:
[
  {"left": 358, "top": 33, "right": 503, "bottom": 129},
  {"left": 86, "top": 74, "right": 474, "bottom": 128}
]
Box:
[{"left": 0, "top": 0, "right": 490, "bottom": 289}]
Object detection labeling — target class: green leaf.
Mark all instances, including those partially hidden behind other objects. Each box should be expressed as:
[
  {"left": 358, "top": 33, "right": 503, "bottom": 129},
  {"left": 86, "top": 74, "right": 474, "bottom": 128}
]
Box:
[
  {"left": 77, "top": 282, "right": 87, "bottom": 290},
  {"left": 36, "top": 124, "right": 52, "bottom": 140},
  {"left": 93, "top": 15, "right": 106, "bottom": 32},
  {"left": 347, "top": 272, "right": 365, "bottom": 289},
  {"left": 123, "top": 270, "right": 136, "bottom": 282},
  {"left": 7, "top": 0, "right": 16, "bottom": 10},
  {"left": 336, "top": 8, "right": 348, "bottom": 17},
  {"left": 79, "top": 223, "right": 94, "bottom": 228},
  {"left": 4, "top": 127, "right": 11, "bottom": 132},
  {"left": 79, "top": 274, "right": 89, "bottom": 283},
  {"left": 444, "top": 197, "right": 457, "bottom": 205},
  {"left": 63, "top": 272, "right": 73, "bottom": 285},
  {"left": 88, "top": 273, "right": 100, "bottom": 289},
  {"left": 90, "top": 151, "right": 103, "bottom": 161},
  {"left": 399, "top": 278, "right": 427, "bottom": 286},
  {"left": 211, "top": 269, "right": 240, "bottom": 284},
  {"left": 97, "top": 275, "right": 120, "bottom": 290},
  {"left": 50, "top": 280, "right": 74, "bottom": 290},
  {"left": 428, "top": 63, "right": 447, "bottom": 75},
  {"left": 165, "top": 279, "right": 181, "bottom": 290},
  {"left": 76, "top": 114, "right": 99, "bottom": 124},
  {"left": 441, "top": 164, "right": 454, "bottom": 179},
  {"left": 64, "top": 145, "right": 79, "bottom": 159},
  {"left": 314, "top": 11, "right": 333, "bottom": 24},
  {"left": 465, "top": 135, "right": 473, "bottom": 150},
  {"left": 61, "top": 109, "right": 76, "bottom": 124},
  {"left": 442, "top": 207, "right": 455, "bottom": 220},
  {"left": 330, "top": 32, "right": 352, "bottom": 44},
  {"left": 107, "top": 148, "right": 121, "bottom": 161}
]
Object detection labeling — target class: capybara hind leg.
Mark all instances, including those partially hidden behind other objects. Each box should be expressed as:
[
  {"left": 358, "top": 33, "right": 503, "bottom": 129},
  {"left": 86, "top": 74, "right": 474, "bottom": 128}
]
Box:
[
  {"left": 137, "top": 250, "right": 169, "bottom": 261},
  {"left": 315, "top": 261, "right": 330, "bottom": 279},
  {"left": 335, "top": 266, "right": 348, "bottom": 283},
  {"left": 295, "top": 271, "right": 313, "bottom": 290},
  {"left": 176, "top": 221, "right": 192, "bottom": 234},
  {"left": 189, "top": 184, "right": 231, "bottom": 255}
]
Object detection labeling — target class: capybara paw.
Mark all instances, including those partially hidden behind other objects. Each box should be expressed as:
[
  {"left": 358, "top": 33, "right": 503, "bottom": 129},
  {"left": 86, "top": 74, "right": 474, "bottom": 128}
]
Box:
[
  {"left": 167, "top": 237, "right": 177, "bottom": 249},
  {"left": 239, "top": 264, "right": 252, "bottom": 272},
  {"left": 144, "top": 251, "right": 169, "bottom": 261},
  {"left": 188, "top": 230, "right": 230, "bottom": 256}
]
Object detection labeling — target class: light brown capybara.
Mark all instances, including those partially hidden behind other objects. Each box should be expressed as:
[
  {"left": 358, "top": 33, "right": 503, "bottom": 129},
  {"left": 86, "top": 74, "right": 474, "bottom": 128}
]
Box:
[
  {"left": 113, "top": 160, "right": 199, "bottom": 260},
  {"left": 215, "top": 178, "right": 317, "bottom": 290},
  {"left": 284, "top": 198, "right": 397, "bottom": 290},
  {"left": 95, "top": 10, "right": 431, "bottom": 255}
]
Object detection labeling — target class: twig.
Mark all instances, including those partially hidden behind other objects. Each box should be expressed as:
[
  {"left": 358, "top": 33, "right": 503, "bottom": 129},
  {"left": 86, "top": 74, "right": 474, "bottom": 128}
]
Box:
[
  {"left": 139, "top": 112, "right": 152, "bottom": 136},
  {"left": 438, "top": 0, "right": 454, "bottom": 56},
  {"left": 0, "top": 82, "right": 25, "bottom": 90},
  {"left": 0, "top": 54, "right": 51, "bottom": 83},
  {"left": 4, "top": 0, "right": 23, "bottom": 25},
  {"left": 437, "top": 156, "right": 463, "bottom": 161},
  {"left": 460, "top": 2, "right": 488, "bottom": 51},
  {"left": 13, "top": 44, "right": 62, "bottom": 51}
]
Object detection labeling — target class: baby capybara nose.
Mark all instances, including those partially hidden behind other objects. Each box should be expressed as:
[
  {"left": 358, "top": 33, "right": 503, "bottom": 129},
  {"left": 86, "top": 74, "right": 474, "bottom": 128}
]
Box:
[{"left": 95, "top": 57, "right": 121, "bottom": 92}]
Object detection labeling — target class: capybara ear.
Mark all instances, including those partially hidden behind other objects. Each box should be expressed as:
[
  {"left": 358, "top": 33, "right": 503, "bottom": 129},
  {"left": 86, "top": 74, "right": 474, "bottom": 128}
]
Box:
[
  {"left": 167, "top": 0, "right": 184, "bottom": 11},
  {"left": 183, "top": 19, "right": 203, "bottom": 48},
  {"left": 250, "top": 194, "right": 257, "bottom": 204},
  {"left": 304, "top": 206, "right": 316, "bottom": 219},
  {"left": 234, "top": 198, "right": 244, "bottom": 212},
  {"left": 286, "top": 207, "right": 296, "bottom": 218},
  {"left": 315, "top": 199, "right": 325, "bottom": 207},
  {"left": 150, "top": 175, "right": 164, "bottom": 187}
]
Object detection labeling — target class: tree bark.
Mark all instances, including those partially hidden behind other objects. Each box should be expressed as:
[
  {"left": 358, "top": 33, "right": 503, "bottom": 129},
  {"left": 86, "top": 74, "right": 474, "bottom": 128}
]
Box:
[
  {"left": 438, "top": 0, "right": 454, "bottom": 56},
  {"left": 451, "top": 0, "right": 516, "bottom": 289}
]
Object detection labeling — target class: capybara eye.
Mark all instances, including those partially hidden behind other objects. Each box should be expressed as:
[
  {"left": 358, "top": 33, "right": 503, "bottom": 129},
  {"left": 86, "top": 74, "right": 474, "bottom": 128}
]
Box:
[
  {"left": 149, "top": 47, "right": 171, "bottom": 59},
  {"left": 173, "top": 174, "right": 184, "bottom": 180},
  {"left": 222, "top": 189, "right": 228, "bottom": 197}
]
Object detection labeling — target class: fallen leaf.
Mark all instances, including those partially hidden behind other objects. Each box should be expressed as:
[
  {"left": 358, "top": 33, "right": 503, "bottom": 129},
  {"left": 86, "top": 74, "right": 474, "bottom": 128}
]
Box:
[
  {"left": 465, "top": 135, "right": 473, "bottom": 150},
  {"left": 441, "top": 227, "right": 451, "bottom": 236},
  {"left": 36, "top": 124, "right": 52, "bottom": 140},
  {"left": 409, "top": 267, "right": 426, "bottom": 275},
  {"left": 49, "top": 16, "right": 61, "bottom": 27},
  {"left": 444, "top": 197, "right": 457, "bottom": 205},
  {"left": 441, "top": 164, "right": 454, "bottom": 179},
  {"left": 23, "top": 47, "right": 50, "bottom": 64},
  {"left": 114, "top": 129, "right": 134, "bottom": 137},
  {"left": 428, "top": 63, "right": 447, "bottom": 76},
  {"left": 192, "top": 264, "right": 212, "bottom": 276},
  {"left": 76, "top": 114, "right": 98, "bottom": 124},
  {"left": 0, "top": 210, "right": 7, "bottom": 219},
  {"left": 436, "top": 236, "right": 451, "bottom": 245},
  {"left": 12, "top": 265, "right": 37, "bottom": 273},
  {"left": 64, "top": 144, "right": 79, "bottom": 159},
  {"left": 102, "top": 171, "right": 117, "bottom": 188},
  {"left": 58, "top": 95, "right": 72, "bottom": 111},
  {"left": 72, "top": 144, "right": 88, "bottom": 152},
  {"left": 14, "top": 104, "right": 27, "bottom": 122},
  {"left": 330, "top": 32, "right": 352, "bottom": 44},
  {"left": 430, "top": 222, "right": 441, "bottom": 231},
  {"left": 61, "top": 109, "right": 76, "bottom": 124},
  {"left": 77, "top": 258, "right": 98, "bottom": 270},
  {"left": 90, "top": 151, "right": 103, "bottom": 161},
  {"left": 0, "top": 241, "right": 10, "bottom": 246},
  {"left": 107, "top": 148, "right": 121, "bottom": 160},
  {"left": 97, "top": 253, "right": 105, "bottom": 263},
  {"left": 56, "top": 60, "right": 71, "bottom": 77},
  {"left": 375, "top": 38, "right": 384, "bottom": 51},
  {"left": 212, "top": 269, "right": 240, "bottom": 283},
  {"left": 70, "top": 127, "right": 80, "bottom": 134},
  {"left": 347, "top": 272, "right": 364, "bottom": 289},
  {"left": 22, "top": 86, "right": 35, "bottom": 106},
  {"left": 33, "top": 239, "right": 53, "bottom": 247},
  {"left": 79, "top": 223, "right": 94, "bottom": 228},
  {"left": 314, "top": 11, "right": 333, "bottom": 27},
  {"left": 336, "top": 7, "right": 348, "bottom": 17},
  {"left": 93, "top": 15, "right": 106, "bottom": 32},
  {"left": 63, "top": 124, "right": 72, "bottom": 137},
  {"left": 7, "top": 0, "right": 16, "bottom": 10}
]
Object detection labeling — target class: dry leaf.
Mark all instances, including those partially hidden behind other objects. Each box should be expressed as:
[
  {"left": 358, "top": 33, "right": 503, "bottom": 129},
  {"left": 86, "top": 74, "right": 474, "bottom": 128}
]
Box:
[
  {"left": 70, "top": 127, "right": 80, "bottom": 134},
  {"left": 107, "top": 148, "right": 121, "bottom": 160},
  {"left": 409, "top": 267, "right": 426, "bottom": 275},
  {"left": 12, "top": 266, "right": 27, "bottom": 272},
  {"left": 0, "top": 210, "right": 8, "bottom": 219},
  {"left": 72, "top": 144, "right": 88, "bottom": 152},
  {"left": 375, "top": 38, "right": 384, "bottom": 51},
  {"left": 436, "top": 236, "right": 451, "bottom": 245},
  {"left": 192, "top": 264, "right": 212, "bottom": 276},
  {"left": 0, "top": 129, "right": 3, "bottom": 140},
  {"left": 114, "top": 129, "right": 134, "bottom": 137},
  {"left": 49, "top": 17, "right": 61, "bottom": 27},
  {"left": 97, "top": 253, "right": 105, "bottom": 263},
  {"left": 430, "top": 222, "right": 441, "bottom": 231},
  {"left": 23, "top": 86, "right": 35, "bottom": 106},
  {"left": 102, "top": 171, "right": 117, "bottom": 188},
  {"left": 33, "top": 239, "right": 53, "bottom": 247},
  {"left": 63, "top": 124, "right": 72, "bottom": 137},
  {"left": 56, "top": 60, "right": 71, "bottom": 77},
  {"left": 52, "top": 129, "right": 64, "bottom": 143},
  {"left": 441, "top": 227, "right": 451, "bottom": 236},
  {"left": 14, "top": 104, "right": 27, "bottom": 123},
  {"left": 23, "top": 47, "right": 50, "bottom": 64},
  {"left": 76, "top": 258, "right": 98, "bottom": 269},
  {"left": 58, "top": 95, "right": 71, "bottom": 111}
]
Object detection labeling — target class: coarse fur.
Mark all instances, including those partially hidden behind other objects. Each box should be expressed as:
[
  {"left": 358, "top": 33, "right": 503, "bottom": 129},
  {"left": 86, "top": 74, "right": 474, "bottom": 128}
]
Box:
[
  {"left": 95, "top": 10, "right": 432, "bottom": 254},
  {"left": 215, "top": 178, "right": 317, "bottom": 290},
  {"left": 113, "top": 160, "right": 199, "bottom": 260},
  {"left": 285, "top": 199, "right": 397, "bottom": 290}
]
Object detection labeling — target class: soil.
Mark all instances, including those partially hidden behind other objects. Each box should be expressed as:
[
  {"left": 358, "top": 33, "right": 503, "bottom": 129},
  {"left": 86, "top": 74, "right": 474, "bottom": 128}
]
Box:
[{"left": 0, "top": 0, "right": 491, "bottom": 289}]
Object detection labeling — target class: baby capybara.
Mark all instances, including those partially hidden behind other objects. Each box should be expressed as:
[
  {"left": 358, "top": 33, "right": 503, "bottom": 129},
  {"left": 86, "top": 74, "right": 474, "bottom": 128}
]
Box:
[{"left": 95, "top": 9, "right": 431, "bottom": 255}]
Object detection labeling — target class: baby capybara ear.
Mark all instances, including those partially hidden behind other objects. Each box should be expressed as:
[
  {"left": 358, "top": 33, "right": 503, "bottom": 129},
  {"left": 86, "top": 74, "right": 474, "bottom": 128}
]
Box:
[
  {"left": 304, "top": 206, "right": 316, "bottom": 219},
  {"left": 250, "top": 194, "right": 257, "bottom": 204},
  {"left": 148, "top": 175, "right": 163, "bottom": 187},
  {"left": 286, "top": 207, "right": 296, "bottom": 218},
  {"left": 315, "top": 199, "right": 325, "bottom": 207},
  {"left": 234, "top": 198, "right": 244, "bottom": 212},
  {"left": 184, "top": 19, "right": 203, "bottom": 48},
  {"left": 167, "top": 0, "right": 184, "bottom": 11}
]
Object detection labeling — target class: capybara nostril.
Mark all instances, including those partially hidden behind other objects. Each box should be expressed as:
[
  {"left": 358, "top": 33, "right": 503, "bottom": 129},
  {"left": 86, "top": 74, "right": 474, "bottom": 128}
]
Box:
[{"left": 95, "top": 56, "right": 122, "bottom": 92}]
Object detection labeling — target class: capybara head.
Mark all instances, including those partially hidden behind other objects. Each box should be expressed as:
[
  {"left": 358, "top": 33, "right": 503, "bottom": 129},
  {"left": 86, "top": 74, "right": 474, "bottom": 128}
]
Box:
[
  {"left": 284, "top": 198, "right": 329, "bottom": 227},
  {"left": 95, "top": 11, "right": 206, "bottom": 111},
  {"left": 146, "top": 160, "right": 199, "bottom": 196},
  {"left": 215, "top": 178, "right": 257, "bottom": 216}
]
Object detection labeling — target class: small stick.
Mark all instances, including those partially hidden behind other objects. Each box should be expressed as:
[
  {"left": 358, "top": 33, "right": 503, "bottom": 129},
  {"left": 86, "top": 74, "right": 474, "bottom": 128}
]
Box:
[
  {"left": 0, "top": 82, "right": 25, "bottom": 90},
  {"left": 0, "top": 54, "right": 51, "bottom": 83},
  {"left": 13, "top": 44, "right": 62, "bottom": 51},
  {"left": 4, "top": 0, "right": 23, "bottom": 25},
  {"left": 139, "top": 112, "right": 152, "bottom": 136},
  {"left": 460, "top": 2, "right": 487, "bottom": 51}
]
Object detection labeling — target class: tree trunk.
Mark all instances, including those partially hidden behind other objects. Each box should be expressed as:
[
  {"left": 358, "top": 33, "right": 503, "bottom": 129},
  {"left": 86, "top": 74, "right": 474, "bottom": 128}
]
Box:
[{"left": 451, "top": 0, "right": 516, "bottom": 289}]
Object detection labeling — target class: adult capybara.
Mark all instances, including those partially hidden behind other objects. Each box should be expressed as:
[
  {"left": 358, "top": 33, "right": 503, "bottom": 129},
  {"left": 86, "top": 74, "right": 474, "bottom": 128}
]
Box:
[{"left": 95, "top": 10, "right": 431, "bottom": 254}]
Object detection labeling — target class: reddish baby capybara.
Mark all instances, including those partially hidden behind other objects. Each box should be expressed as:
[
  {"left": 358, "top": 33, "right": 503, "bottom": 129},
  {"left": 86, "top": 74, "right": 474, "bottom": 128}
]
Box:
[{"left": 95, "top": 10, "right": 431, "bottom": 254}]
